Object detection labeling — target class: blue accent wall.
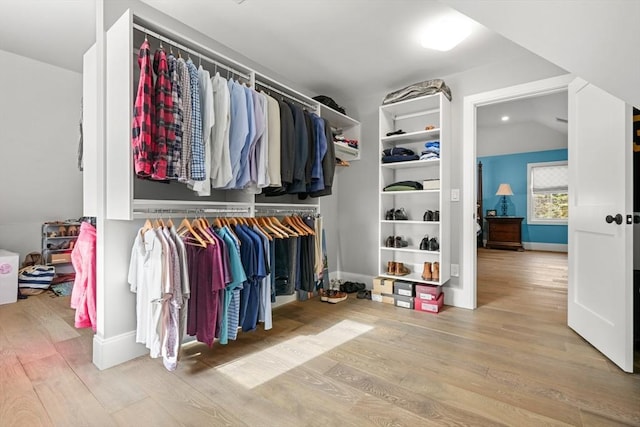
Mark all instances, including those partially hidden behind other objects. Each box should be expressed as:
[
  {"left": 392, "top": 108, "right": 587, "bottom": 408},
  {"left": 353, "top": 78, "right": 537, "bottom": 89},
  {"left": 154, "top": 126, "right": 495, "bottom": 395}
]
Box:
[{"left": 478, "top": 149, "right": 568, "bottom": 245}]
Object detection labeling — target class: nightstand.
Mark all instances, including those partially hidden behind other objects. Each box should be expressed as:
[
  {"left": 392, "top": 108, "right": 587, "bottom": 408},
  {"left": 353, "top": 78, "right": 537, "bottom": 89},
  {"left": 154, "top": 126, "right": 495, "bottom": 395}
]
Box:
[{"left": 485, "top": 216, "right": 524, "bottom": 251}]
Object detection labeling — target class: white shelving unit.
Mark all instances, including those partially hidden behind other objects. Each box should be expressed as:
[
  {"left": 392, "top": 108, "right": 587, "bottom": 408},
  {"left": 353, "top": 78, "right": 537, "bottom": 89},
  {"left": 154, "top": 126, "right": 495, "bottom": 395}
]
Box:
[
  {"left": 320, "top": 105, "right": 361, "bottom": 162},
  {"left": 377, "top": 93, "right": 450, "bottom": 286}
]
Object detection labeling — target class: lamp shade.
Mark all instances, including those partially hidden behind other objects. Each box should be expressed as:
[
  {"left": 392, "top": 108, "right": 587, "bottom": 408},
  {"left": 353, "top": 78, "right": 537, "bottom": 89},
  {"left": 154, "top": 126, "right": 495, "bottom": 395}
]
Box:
[{"left": 496, "top": 183, "right": 513, "bottom": 196}]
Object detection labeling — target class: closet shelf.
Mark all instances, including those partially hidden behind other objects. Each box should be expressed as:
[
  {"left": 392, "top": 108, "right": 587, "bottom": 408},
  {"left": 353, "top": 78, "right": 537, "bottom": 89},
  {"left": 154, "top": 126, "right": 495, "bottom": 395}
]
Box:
[
  {"left": 334, "top": 143, "right": 359, "bottom": 156},
  {"left": 381, "top": 129, "right": 440, "bottom": 144},
  {"left": 381, "top": 159, "right": 440, "bottom": 169},
  {"left": 380, "top": 247, "right": 440, "bottom": 255},
  {"left": 377, "top": 273, "right": 442, "bottom": 286},
  {"left": 380, "top": 220, "right": 440, "bottom": 225},
  {"left": 381, "top": 190, "right": 440, "bottom": 195}
]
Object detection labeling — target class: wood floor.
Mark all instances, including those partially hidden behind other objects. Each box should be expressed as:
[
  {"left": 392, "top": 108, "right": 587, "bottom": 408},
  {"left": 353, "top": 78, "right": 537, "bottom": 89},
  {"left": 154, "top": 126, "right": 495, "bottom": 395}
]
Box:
[{"left": 1, "top": 249, "right": 639, "bottom": 426}]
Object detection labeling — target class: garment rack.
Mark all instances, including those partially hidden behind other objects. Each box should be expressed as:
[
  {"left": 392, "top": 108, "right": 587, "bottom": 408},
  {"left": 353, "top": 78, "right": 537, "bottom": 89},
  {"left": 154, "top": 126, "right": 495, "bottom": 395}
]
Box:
[
  {"left": 255, "top": 80, "right": 318, "bottom": 111},
  {"left": 255, "top": 207, "right": 319, "bottom": 215},
  {"left": 132, "top": 23, "right": 251, "bottom": 82},
  {"left": 133, "top": 207, "right": 251, "bottom": 219}
]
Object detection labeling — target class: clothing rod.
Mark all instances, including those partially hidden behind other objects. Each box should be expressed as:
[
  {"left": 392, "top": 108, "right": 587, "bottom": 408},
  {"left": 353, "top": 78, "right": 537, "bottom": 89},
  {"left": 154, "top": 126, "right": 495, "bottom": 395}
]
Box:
[
  {"left": 133, "top": 207, "right": 250, "bottom": 215},
  {"left": 255, "top": 208, "right": 319, "bottom": 214},
  {"left": 133, "top": 23, "right": 251, "bottom": 81},
  {"left": 255, "top": 80, "right": 317, "bottom": 110}
]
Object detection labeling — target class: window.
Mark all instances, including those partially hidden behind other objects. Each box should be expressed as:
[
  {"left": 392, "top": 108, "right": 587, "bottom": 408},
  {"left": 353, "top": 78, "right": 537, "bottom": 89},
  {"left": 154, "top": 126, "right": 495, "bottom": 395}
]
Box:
[{"left": 527, "top": 161, "right": 568, "bottom": 224}]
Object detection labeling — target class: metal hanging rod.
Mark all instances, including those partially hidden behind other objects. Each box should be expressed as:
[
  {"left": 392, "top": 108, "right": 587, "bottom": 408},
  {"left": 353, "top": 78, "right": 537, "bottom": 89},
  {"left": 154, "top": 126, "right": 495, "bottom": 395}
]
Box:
[
  {"left": 133, "top": 23, "right": 251, "bottom": 81},
  {"left": 255, "top": 80, "right": 318, "bottom": 111},
  {"left": 133, "top": 207, "right": 251, "bottom": 218},
  {"left": 255, "top": 207, "right": 319, "bottom": 215}
]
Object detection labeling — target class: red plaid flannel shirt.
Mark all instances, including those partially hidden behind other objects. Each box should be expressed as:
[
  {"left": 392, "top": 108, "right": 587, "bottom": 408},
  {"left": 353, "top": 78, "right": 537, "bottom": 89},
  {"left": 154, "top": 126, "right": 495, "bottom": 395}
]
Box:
[
  {"left": 151, "top": 48, "right": 173, "bottom": 180},
  {"left": 132, "top": 40, "right": 154, "bottom": 177}
]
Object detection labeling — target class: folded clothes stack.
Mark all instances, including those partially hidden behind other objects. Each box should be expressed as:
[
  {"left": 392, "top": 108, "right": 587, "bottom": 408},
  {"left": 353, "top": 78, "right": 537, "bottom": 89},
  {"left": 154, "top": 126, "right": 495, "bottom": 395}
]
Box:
[
  {"left": 420, "top": 140, "right": 440, "bottom": 161},
  {"left": 334, "top": 135, "right": 359, "bottom": 149},
  {"left": 381, "top": 146, "right": 419, "bottom": 163},
  {"left": 383, "top": 180, "right": 423, "bottom": 191}
]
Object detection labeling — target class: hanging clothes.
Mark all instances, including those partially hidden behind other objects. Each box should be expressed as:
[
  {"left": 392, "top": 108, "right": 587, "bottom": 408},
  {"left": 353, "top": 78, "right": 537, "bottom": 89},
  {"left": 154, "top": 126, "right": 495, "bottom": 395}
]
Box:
[
  {"left": 176, "top": 57, "right": 192, "bottom": 182},
  {"left": 132, "top": 39, "right": 155, "bottom": 178},
  {"left": 166, "top": 53, "right": 183, "bottom": 180},
  {"left": 70, "top": 221, "right": 97, "bottom": 332},
  {"left": 151, "top": 48, "right": 171, "bottom": 180},
  {"left": 210, "top": 72, "right": 232, "bottom": 188}
]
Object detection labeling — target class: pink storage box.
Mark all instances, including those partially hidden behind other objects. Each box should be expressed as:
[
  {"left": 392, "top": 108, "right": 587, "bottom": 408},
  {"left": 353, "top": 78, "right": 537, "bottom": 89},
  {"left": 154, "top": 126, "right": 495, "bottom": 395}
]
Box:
[
  {"left": 415, "top": 283, "right": 442, "bottom": 301},
  {"left": 414, "top": 291, "right": 444, "bottom": 313}
]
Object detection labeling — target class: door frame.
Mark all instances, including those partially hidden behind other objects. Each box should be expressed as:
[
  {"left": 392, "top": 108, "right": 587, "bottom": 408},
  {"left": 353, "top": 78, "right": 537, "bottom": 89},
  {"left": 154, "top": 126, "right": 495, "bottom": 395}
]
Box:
[{"left": 461, "top": 74, "right": 574, "bottom": 309}]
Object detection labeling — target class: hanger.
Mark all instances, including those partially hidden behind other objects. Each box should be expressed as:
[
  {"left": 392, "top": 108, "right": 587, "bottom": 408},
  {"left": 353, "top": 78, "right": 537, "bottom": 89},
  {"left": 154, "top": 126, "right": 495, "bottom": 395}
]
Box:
[
  {"left": 293, "top": 214, "right": 316, "bottom": 235},
  {"left": 176, "top": 216, "right": 207, "bottom": 248},
  {"left": 142, "top": 218, "right": 153, "bottom": 233},
  {"left": 257, "top": 217, "right": 283, "bottom": 239},
  {"left": 248, "top": 217, "right": 273, "bottom": 241},
  {"left": 192, "top": 217, "right": 216, "bottom": 245},
  {"left": 284, "top": 215, "right": 307, "bottom": 236}
]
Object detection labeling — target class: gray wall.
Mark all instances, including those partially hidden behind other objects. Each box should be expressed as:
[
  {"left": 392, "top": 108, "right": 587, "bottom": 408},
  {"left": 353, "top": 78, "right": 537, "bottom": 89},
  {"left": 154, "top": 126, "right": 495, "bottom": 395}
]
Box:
[
  {"left": 0, "top": 49, "right": 83, "bottom": 262},
  {"left": 477, "top": 121, "right": 567, "bottom": 157},
  {"left": 336, "top": 51, "right": 567, "bottom": 290}
]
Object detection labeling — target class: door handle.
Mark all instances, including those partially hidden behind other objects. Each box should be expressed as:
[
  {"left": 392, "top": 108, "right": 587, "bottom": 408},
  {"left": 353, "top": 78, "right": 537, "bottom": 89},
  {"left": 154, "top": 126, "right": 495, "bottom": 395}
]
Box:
[{"left": 605, "top": 214, "right": 623, "bottom": 225}]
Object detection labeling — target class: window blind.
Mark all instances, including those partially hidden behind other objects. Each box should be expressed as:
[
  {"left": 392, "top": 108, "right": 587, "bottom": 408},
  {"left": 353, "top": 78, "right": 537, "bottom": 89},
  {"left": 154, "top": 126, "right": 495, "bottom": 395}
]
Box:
[{"left": 532, "top": 163, "right": 568, "bottom": 193}]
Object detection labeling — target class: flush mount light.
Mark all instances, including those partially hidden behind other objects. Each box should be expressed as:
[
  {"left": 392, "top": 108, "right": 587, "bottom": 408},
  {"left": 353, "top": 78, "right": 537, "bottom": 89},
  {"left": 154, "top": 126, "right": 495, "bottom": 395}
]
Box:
[
  {"left": 501, "top": 116, "right": 510, "bottom": 122},
  {"left": 420, "top": 16, "right": 472, "bottom": 51}
]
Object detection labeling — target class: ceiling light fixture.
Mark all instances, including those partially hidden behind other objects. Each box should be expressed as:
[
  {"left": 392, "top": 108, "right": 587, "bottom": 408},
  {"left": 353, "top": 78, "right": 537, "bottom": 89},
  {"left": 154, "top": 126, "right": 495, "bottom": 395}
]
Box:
[
  {"left": 501, "top": 116, "right": 510, "bottom": 122},
  {"left": 420, "top": 16, "right": 472, "bottom": 51}
]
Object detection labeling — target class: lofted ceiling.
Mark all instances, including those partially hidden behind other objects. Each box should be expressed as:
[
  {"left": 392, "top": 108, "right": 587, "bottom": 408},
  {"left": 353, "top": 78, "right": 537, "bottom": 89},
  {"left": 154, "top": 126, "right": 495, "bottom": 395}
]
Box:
[
  {"left": 477, "top": 91, "right": 568, "bottom": 135},
  {"left": 0, "top": 0, "right": 531, "bottom": 102}
]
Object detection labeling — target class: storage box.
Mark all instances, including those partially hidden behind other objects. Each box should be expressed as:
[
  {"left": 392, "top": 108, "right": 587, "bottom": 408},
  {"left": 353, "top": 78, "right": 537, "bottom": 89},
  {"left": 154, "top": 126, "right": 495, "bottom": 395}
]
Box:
[
  {"left": 393, "top": 280, "right": 414, "bottom": 297},
  {"left": 394, "top": 294, "right": 414, "bottom": 309},
  {"left": 51, "top": 253, "right": 72, "bottom": 264},
  {"left": 371, "top": 293, "right": 395, "bottom": 304},
  {"left": 0, "top": 250, "right": 19, "bottom": 305},
  {"left": 373, "top": 277, "right": 394, "bottom": 295},
  {"left": 423, "top": 179, "right": 440, "bottom": 190},
  {"left": 414, "top": 291, "right": 444, "bottom": 313},
  {"left": 415, "top": 284, "right": 442, "bottom": 301}
]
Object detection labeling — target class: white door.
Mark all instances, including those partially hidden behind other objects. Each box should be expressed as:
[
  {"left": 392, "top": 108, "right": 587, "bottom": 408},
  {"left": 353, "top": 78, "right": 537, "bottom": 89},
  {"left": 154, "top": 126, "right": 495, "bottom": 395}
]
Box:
[{"left": 568, "top": 78, "right": 634, "bottom": 372}]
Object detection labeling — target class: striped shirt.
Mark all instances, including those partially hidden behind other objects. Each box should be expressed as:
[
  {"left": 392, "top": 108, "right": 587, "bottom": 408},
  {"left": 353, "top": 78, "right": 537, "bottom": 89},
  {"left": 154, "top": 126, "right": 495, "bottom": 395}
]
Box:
[
  {"left": 187, "top": 59, "right": 205, "bottom": 181},
  {"left": 131, "top": 40, "right": 154, "bottom": 177},
  {"left": 166, "top": 54, "right": 182, "bottom": 179}
]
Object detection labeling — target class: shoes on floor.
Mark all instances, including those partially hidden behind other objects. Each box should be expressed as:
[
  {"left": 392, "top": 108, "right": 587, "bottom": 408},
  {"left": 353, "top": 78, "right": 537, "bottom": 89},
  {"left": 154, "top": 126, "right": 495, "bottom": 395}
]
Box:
[
  {"left": 356, "top": 290, "right": 371, "bottom": 299},
  {"left": 341, "top": 281, "right": 366, "bottom": 293},
  {"left": 327, "top": 290, "right": 348, "bottom": 304}
]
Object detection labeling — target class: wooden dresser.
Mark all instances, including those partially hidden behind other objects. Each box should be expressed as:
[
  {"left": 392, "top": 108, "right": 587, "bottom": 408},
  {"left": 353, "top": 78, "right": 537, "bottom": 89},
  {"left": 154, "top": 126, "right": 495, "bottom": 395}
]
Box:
[{"left": 485, "top": 217, "right": 524, "bottom": 251}]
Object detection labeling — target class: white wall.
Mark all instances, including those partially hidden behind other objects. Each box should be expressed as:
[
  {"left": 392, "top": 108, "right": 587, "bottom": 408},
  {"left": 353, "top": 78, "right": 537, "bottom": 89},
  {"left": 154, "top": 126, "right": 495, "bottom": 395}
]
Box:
[
  {"left": 477, "top": 121, "right": 567, "bottom": 157},
  {"left": 336, "top": 50, "right": 566, "bottom": 302},
  {"left": 0, "top": 49, "right": 83, "bottom": 262}
]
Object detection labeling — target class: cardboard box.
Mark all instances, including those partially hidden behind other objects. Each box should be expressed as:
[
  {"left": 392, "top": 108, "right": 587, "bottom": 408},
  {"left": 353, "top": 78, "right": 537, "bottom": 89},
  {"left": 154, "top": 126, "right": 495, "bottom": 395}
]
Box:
[
  {"left": 423, "top": 179, "right": 440, "bottom": 190},
  {"left": 414, "top": 291, "right": 444, "bottom": 313},
  {"left": 415, "top": 284, "right": 442, "bottom": 301},
  {"left": 51, "top": 253, "right": 72, "bottom": 264},
  {"left": 373, "top": 277, "right": 394, "bottom": 295},
  {"left": 372, "top": 292, "right": 394, "bottom": 304},
  {"left": 393, "top": 280, "right": 414, "bottom": 297},
  {"left": 0, "top": 250, "right": 18, "bottom": 305},
  {"left": 394, "top": 294, "right": 414, "bottom": 309}
]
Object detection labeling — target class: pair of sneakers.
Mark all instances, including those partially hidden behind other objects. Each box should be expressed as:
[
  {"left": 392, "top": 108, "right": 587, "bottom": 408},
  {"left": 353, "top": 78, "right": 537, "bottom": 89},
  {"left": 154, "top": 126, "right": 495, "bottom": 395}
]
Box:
[
  {"left": 320, "top": 289, "right": 348, "bottom": 303},
  {"left": 385, "top": 208, "right": 409, "bottom": 220}
]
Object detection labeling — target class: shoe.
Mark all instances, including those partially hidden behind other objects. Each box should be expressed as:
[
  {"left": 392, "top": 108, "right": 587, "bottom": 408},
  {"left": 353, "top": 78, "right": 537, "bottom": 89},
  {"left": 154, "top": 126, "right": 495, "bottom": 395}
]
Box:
[
  {"left": 394, "top": 262, "right": 410, "bottom": 276},
  {"left": 422, "top": 262, "right": 432, "bottom": 281},
  {"left": 427, "top": 237, "right": 439, "bottom": 252},
  {"left": 67, "top": 225, "right": 78, "bottom": 236},
  {"left": 387, "top": 261, "right": 396, "bottom": 274},
  {"left": 327, "top": 290, "right": 348, "bottom": 304},
  {"left": 341, "top": 281, "right": 365, "bottom": 293},
  {"left": 58, "top": 226, "right": 67, "bottom": 237},
  {"left": 394, "top": 208, "right": 409, "bottom": 220},
  {"left": 434, "top": 211, "right": 440, "bottom": 222},
  {"left": 385, "top": 209, "right": 395, "bottom": 220},
  {"left": 423, "top": 210, "right": 434, "bottom": 221},
  {"left": 386, "top": 129, "right": 406, "bottom": 137},
  {"left": 432, "top": 262, "right": 440, "bottom": 282},
  {"left": 394, "top": 236, "right": 408, "bottom": 248},
  {"left": 357, "top": 290, "right": 372, "bottom": 299},
  {"left": 320, "top": 289, "right": 329, "bottom": 302},
  {"left": 385, "top": 236, "right": 394, "bottom": 247},
  {"left": 420, "top": 236, "right": 429, "bottom": 250}
]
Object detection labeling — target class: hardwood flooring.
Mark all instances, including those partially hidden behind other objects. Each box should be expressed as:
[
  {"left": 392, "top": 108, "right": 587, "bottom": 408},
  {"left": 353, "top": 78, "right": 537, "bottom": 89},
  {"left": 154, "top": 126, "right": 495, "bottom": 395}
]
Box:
[{"left": 1, "top": 249, "right": 639, "bottom": 426}]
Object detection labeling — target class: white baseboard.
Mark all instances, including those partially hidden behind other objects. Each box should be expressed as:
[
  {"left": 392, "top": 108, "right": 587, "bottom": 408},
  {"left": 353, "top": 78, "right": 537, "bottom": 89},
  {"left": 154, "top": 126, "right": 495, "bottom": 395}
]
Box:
[
  {"left": 93, "top": 331, "right": 147, "bottom": 370},
  {"left": 522, "top": 242, "right": 568, "bottom": 252}
]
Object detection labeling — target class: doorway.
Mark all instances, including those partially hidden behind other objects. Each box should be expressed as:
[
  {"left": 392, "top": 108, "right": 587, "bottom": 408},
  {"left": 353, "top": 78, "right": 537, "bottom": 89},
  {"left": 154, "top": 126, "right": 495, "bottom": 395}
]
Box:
[{"left": 476, "top": 91, "right": 568, "bottom": 306}]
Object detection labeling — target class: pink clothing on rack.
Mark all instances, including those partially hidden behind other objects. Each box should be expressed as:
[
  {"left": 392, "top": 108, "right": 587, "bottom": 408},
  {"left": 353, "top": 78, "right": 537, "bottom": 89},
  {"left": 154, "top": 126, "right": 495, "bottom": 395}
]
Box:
[{"left": 70, "top": 221, "right": 97, "bottom": 331}]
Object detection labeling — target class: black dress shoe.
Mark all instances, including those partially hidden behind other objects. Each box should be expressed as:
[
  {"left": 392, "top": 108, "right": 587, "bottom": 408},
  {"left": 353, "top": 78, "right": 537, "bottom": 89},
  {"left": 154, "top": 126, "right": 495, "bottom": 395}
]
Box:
[
  {"left": 385, "top": 209, "right": 395, "bottom": 220},
  {"left": 385, "top": 236, "right": 394, "bottom": 247},
  {"left": 394, "top": 208, "right": 408, "bottom": 220},
  {"left": 394, "top": 236, "right": 409, "bottom": 248},
  {"left": 420, "top": 236, "right": 429, "bottom": 250},
  {"left": 434, "top": 210, "right": 440, "bottom": 221},
  {"left": 428, "top": 237, "right": 439, "bottom": 252},
  {"left": 423, "top": 210, "right": 434, "bottom": 221}
]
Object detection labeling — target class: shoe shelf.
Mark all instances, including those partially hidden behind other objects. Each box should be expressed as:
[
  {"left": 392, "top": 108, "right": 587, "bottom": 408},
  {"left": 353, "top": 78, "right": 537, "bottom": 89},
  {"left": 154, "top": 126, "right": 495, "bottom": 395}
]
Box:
[
  {"left": 381, "top": 159, "right": 440, "bottom": 170},
  {"left": 380, "top": 220, "right": 440, "bottom": 225},
  {"left": 381, "top": 128, "right": 441, "bottom": 145},
  {"left": 378, "top": 92, "right": 450, "bottom": 287},
  {"left": 380, "top": 247, "right": 440, "bottom": 255}
]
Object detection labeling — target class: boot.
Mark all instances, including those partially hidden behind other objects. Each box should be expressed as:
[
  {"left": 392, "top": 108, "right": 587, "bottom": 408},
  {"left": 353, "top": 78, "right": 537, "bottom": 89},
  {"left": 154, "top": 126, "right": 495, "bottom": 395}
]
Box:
[
  {"left": 432, "top": 262, "right": 440, "bottom": 282},
  {"left": 394, "top": 262, "right": 410, "bottom": 276},
  {"left": 421, "top": 262, "right": 432, "bottom": 281},
  {"left": 387, "top": 261, "right": 396, "bottom": 274}
]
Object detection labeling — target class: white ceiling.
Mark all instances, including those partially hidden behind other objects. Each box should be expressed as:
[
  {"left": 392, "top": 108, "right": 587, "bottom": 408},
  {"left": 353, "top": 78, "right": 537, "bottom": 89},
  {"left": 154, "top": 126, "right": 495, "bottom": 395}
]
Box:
[{"left": 477, "top": 91, "right": 568, "bottom": 135}]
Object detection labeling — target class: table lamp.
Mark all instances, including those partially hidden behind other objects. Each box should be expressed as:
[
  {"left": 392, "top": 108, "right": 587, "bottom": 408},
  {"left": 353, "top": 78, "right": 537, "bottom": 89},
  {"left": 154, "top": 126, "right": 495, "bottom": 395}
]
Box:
[{"left": 496, "top": 183, "right": 513, "bottom": 216}]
